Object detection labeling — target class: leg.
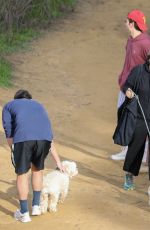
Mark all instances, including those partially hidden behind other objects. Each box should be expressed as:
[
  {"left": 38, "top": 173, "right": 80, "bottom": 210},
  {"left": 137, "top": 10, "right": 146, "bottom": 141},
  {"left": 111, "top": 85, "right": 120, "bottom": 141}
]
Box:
[
  {"left": 148, "top": 186, "right": 150, "bottom": 205},
  {"left": 14, "top": 172, "right": 31, "bottom": 222},
  {"left": 30, "top": 140, "right": 50, "bottom": 214},
  {"left": 31, "top": 164, "right": 43, "bottom": 205},
  {"left": 31, "top": 164, "right": 43, "bottom": 215},
  {"left": 59, "top": 185, "right": 69, "bottom": 203},
  {"left": 48, "top": 193, "right": 59, "bottom": 212},
  {"left": 123, "top": 119, "right": 147, "bottom": 176},
  {"left": 14, "top": 142, "right": 31, "bottom": 212},
  {"left": 140, "top": 138, "right": 149, "bottom": 173},
  {"left": 17, "top": 173, "right": 29, "bottom": 200},
  {"left": 40, "top": 193, "right": 49, "bottom": 213},
  {"left": 31, "top": 140, "right": 50, "bottom": 205},
  {"left": 13, "top": 141, "right": 33, "bottom": 222},
  {"left": 142, "top": 137, "right": 149, "bottom": 164},
  {"left": 17, "top": 173, "right": 30, "bottom": 213},
  {"left": 111, "top": 91, "right": 127, "bottom": 160}
]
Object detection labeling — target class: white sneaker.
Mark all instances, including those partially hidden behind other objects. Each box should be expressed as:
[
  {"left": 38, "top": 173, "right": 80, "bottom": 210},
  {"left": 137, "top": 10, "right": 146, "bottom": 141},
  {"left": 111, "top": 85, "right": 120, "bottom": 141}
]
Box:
[
  {"left": 14, "top": 210, "right": 31, "bottom": 223},
  {"left": 111, "top": 148, "right": 127, "bottom": 161},
  {"left": 140, "top": 165, "right": 148, "bottom": 173},
  {"left": 32, "top": 205, "right": 41, "bottom": 216}
]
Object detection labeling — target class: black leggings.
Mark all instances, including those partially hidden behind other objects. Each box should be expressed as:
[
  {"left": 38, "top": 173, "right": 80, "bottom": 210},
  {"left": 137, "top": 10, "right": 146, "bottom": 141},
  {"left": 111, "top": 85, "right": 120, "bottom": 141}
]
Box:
[{"left": 123, "top": 119, "right": 149, "bottom": 176}]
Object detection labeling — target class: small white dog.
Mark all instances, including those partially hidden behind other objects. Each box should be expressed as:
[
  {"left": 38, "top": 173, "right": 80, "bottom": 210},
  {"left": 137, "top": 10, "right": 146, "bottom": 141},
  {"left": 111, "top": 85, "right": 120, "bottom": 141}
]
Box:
[
  {"left": 40, "top": 160, "right": 78, "bottom": 213},
  {"left": 148, "top": 186, "right": 150, "bottom": 205}
]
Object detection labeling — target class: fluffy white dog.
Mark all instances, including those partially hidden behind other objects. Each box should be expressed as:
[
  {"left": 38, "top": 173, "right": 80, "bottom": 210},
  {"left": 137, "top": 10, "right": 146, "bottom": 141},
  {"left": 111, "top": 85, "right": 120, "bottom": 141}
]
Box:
[
  {"left": 40, "top": 160, "right": 78, "bottom": 213},
  {"left": 148, "top": 186, "right": 150, "bottom": 205}
]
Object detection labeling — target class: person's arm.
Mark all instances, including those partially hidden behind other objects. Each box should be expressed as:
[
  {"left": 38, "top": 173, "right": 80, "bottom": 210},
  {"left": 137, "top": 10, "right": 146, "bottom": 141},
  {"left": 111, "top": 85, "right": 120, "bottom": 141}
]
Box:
[
  {"left": 50, "top": 140, "right": 65, "bottom": 172},
  {"left": 7, "top": 138, "right": 13, "bottom": 148},
  {"left": 118, "top": 39, "right": 130, "bottom": 88},
  {"left": 2, "top": 104, "right": 13, "bottom": 149}
]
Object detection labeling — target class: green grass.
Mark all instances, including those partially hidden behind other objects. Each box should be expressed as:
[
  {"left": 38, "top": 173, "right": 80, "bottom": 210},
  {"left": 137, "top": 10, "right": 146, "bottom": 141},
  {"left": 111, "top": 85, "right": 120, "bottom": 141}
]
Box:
[
  {"left": 0, "top": 29, "right": 40, "bottom": 54},
  {"left": 0, "top": 58, "right": 12, "bottom": 87},
  {"left": 0, "top": 29, "right": 40, "bottom": 87}
]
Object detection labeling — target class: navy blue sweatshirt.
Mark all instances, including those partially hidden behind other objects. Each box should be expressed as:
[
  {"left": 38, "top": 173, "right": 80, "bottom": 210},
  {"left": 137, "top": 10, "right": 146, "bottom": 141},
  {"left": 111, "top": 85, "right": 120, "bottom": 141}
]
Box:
[{"left": 2, "top": 99, "right": 53, "bottom": 143}]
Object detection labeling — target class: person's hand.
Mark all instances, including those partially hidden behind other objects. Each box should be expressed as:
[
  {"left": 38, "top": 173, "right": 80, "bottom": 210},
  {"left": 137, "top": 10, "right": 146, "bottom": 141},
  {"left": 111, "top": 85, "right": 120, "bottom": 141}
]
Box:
[
  {"left": 56, "top": 162, "right": 65, "bottom": 173},
  {"left": 7, "top": 138, "right": 13, "bottom": 149},
  {"left": 126, "top": 88, "right": 134, "bottom": 99}
]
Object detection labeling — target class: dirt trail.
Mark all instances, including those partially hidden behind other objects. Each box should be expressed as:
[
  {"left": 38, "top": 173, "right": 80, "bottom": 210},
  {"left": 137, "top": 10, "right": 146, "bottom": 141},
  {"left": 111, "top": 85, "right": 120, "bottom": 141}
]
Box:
[{"left": 1, "top": 0, "right": 150, "bottom": 229}]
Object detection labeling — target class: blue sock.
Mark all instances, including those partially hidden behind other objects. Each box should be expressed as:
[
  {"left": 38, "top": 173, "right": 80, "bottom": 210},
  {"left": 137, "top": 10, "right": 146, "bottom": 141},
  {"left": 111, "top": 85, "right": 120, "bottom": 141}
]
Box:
[
  {"left": 32, "top": 191, "right": 41, "bottom": 206},
  {"left": 19, "top": 200, "right": 28, "bottom": 214}
]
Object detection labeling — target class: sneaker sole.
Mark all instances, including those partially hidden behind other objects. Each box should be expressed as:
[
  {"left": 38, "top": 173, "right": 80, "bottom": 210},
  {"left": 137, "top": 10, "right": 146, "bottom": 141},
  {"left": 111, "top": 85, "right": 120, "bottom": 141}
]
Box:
[
  {"left": 32, "top": 212, "right": 41, "bottom": 216},
  {"left": 111, "top": 156, "right": 125, "bottom": 161},
  {"left": 15, "top": 216, "right": 31, "bottom": 222},
  {"left": 123, "top": 185, "right": 135, "bottom": 191}
]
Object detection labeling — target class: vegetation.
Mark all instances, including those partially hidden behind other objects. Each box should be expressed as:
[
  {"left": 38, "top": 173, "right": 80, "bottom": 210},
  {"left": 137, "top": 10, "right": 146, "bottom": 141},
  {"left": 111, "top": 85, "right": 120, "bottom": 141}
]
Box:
[
  {"left": 0, "top": 0, "right": 77, "bottom": 87},
  {"left": 0, "top": 0, "right": 76, "bottom": 31},
  {"left": 0, "top": 29, "right": 39, "bottom": 54},
  {"left": 0, "top": 58, "right": 12, "bottom": 87}
]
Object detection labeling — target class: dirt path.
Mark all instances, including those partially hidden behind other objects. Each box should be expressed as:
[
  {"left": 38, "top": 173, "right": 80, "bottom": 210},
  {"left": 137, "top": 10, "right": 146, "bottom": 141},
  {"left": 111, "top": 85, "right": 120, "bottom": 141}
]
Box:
[{"left": 0, "top": 0, "right": 150, "bottom": 229}]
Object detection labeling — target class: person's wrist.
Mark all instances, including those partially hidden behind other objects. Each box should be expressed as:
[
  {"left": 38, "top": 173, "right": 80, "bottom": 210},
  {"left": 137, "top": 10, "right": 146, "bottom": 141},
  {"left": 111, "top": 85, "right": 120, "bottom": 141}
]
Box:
[{"left": 56, "top": 162, "right": 61, "bottom": 167}]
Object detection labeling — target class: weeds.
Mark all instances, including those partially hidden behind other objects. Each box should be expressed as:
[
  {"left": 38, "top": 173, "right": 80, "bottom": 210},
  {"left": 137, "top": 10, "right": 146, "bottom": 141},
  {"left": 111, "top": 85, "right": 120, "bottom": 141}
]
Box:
[
  {"left": 0, "top": 58, "right": 12, "bottom": 87},
  {"left": 0, "top": 0, "right": 77, "bottom": 87}
]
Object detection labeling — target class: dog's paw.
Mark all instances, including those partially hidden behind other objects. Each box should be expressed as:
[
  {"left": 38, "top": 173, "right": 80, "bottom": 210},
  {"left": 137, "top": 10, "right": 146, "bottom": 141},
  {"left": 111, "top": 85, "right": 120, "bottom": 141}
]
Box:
[
  {"left": 41, "top": 208, "right": 48, "bottom": 214},
  {"left": 49, "top": 205, "right": 57, "bottom": 212},
  {"left": 59, "top": 198, "right": 65, "bottom": 204}
]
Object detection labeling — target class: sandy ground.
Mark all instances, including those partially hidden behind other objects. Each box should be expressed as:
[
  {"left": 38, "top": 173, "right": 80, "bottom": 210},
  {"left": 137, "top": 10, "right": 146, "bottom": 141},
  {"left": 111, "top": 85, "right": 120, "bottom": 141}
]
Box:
[{"left": 1, "top": 0, "right": 150, "bottom": 229}]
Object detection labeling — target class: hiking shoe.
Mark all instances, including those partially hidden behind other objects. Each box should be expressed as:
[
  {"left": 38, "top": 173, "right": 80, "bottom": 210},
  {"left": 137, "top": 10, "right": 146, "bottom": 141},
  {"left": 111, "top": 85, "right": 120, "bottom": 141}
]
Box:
[
  {"left": 123, "top": 174, "right": 135, "bottom": 190},
  {"left": 32, "top": 205, "right": 41, "bottom": 216},
  {"left": 111, "top": 147, "right": 127, "bottom": 161},
  {"left": 14, "top": 210, "right": 31, "bottom": 223}
]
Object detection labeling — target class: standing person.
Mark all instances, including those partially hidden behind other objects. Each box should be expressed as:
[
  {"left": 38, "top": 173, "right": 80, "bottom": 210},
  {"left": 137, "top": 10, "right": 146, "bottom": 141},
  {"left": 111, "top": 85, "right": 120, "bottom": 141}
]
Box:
[
  {"left": 2, "top": 89, "right": 64, "bottom": 223},
  {"left": 111, "top": 9, "right": 150, "bottom": 163},
  {"left": 122, "top": 52, "right": 150, "bottom": 190}
]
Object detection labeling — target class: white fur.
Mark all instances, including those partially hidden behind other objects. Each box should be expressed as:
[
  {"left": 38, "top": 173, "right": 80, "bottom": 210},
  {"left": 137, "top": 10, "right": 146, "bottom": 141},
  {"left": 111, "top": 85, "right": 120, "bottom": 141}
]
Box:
[
  {"left": 148, "top": 186, "right": 150, "bottom": 206},
  {"left": 40, "top": 160, "right": 78, "bottom": 213}
]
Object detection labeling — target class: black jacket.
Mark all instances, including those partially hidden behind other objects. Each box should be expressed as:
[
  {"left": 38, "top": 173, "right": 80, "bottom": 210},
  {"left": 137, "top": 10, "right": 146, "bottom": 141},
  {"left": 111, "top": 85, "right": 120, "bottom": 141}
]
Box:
[{"left": 123, "top": 63, "right": 150, "bottom": 121}]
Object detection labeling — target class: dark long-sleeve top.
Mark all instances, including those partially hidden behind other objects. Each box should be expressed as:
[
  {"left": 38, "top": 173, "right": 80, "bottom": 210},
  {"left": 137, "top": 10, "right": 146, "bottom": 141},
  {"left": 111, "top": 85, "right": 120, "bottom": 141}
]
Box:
[
  {"left": 2, "top": 99, "right": 53, "bottom": 143},
  {"left": 122, "top": 63, "right": 150, "bottom": 120}
]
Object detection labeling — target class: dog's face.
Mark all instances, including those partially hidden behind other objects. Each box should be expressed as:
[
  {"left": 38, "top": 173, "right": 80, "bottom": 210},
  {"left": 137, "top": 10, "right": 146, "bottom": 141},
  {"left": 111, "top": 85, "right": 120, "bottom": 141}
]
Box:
[{"left": 62, "top": 161, "right": 78, "bottom": 178}]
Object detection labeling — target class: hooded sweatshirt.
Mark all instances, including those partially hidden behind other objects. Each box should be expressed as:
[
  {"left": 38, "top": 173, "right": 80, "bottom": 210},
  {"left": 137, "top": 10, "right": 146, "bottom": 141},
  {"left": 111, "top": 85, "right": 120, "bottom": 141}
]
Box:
[{"left": 118, "top": 33, "right": 150, "bottom": 89}]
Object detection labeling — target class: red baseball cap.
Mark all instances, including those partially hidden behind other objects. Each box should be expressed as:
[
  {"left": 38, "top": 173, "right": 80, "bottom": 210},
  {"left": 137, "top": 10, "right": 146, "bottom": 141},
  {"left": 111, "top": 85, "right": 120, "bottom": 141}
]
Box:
[{"left": 127, "top": 10, "right": 148, "bottom": 31}]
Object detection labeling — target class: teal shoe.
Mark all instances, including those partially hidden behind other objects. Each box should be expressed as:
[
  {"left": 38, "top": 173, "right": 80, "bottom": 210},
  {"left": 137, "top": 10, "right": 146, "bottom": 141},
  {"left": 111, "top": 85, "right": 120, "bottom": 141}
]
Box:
[{"left": 123, "top": 174, "right": 135, "bottom": 190}]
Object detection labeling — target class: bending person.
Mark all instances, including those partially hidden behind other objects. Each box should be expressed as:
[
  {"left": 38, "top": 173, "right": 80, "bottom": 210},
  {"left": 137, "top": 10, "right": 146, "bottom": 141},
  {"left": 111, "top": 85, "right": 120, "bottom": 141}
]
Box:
[{"left": 2, "top": 89, "right": 64, "bottom": 223}]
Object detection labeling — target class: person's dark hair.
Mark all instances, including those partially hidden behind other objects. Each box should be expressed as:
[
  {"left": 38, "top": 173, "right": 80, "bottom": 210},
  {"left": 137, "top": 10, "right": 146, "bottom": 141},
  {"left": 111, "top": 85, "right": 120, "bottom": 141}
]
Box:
[
  {"left": 14, "top": 90, "right": 32, "bottom": 99},
  {"left": 128, "top": 18, "right": 142, "bottom": 32}
]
